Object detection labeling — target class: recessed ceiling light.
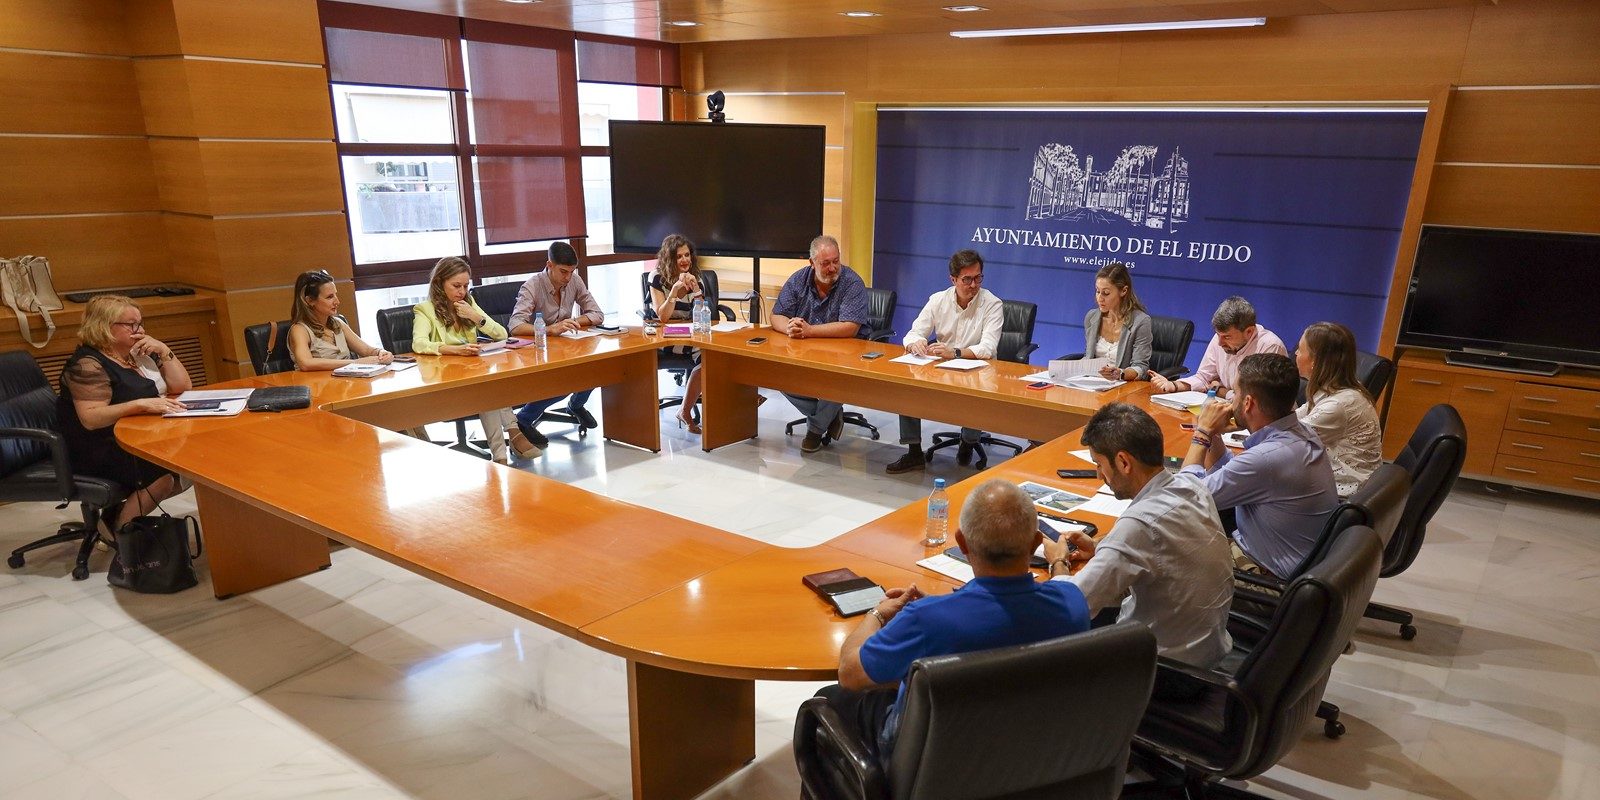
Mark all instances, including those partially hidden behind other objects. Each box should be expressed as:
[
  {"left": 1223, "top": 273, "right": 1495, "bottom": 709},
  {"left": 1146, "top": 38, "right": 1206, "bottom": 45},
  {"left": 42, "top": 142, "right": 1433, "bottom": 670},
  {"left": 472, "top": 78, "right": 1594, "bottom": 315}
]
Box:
[
  {"left": 499, "top": 0, "right": 540, "bottom": 4},
  {"left": 943, "top": 5, "right": 987, "bottom": 10},
  {"left": 841, "top": 11, "right": 881, "bottom": 18},
  {"left": 951, "top": 17, "right": 1266, "bottom": 38},
  {"left": 666, "top": 20, "right": 700, "bottom": 27}
]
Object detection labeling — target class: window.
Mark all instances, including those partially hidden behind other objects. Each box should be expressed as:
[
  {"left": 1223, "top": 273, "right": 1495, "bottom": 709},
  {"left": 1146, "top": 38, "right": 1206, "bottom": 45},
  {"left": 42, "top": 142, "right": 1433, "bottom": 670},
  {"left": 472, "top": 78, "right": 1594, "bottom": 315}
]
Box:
[{"left": 577, "top": 82, "right": 664, "bottom": 256}]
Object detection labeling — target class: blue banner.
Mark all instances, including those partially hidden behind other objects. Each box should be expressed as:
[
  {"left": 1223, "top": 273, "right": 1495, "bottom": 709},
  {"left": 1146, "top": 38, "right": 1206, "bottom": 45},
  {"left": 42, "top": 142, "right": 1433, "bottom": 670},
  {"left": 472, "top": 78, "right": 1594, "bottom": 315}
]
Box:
[{"left": 873, "top": 108, "right": 1426, "bottom": 369}]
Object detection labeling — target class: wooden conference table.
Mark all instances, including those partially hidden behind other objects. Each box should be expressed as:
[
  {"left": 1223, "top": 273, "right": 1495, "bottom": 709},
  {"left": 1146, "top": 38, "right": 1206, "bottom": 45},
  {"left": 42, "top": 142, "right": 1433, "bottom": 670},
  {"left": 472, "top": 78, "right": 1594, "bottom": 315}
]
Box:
[{"left": 116, "top": 327, "right": 1188, "bottom": 800}]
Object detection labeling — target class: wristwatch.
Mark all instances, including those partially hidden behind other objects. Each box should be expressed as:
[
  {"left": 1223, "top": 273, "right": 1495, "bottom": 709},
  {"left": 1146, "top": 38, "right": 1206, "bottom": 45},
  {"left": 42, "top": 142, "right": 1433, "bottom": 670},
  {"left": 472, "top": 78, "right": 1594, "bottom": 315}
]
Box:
[{"left": 954, "top": 347, "right": 963, "bottom": 358}]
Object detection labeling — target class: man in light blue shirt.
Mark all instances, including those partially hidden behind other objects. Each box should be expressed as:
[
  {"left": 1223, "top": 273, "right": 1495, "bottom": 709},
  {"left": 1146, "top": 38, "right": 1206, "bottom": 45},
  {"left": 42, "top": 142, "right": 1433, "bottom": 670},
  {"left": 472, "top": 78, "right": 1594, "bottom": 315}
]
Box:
[{"left": 1182, "top": 352, "right": 1339, "bottom": 578}]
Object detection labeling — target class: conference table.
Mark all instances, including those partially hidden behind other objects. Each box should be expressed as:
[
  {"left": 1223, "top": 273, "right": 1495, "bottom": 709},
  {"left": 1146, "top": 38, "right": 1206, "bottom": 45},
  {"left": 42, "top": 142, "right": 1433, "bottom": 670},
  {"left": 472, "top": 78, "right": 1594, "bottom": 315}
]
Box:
[{"left": 115, "top": 326, "right": 1194, "bottom": 800}]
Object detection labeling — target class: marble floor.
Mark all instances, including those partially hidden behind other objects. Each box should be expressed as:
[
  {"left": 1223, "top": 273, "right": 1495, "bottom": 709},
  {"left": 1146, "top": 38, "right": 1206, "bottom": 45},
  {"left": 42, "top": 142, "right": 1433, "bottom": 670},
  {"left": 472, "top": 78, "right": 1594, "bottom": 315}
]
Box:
[{"left": 2, "top": 389, "right": 1598, "bottom": 800}]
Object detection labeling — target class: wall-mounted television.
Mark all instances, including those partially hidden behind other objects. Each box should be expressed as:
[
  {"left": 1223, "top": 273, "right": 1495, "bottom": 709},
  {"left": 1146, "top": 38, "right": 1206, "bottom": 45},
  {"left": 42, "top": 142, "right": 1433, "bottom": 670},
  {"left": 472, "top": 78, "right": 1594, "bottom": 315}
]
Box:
[
  {"left": 608, "top": 120, "right": 825, "bottom": 259},
  {"left": 1398, "top": 225, "right": 1600, "bottom": 372}
]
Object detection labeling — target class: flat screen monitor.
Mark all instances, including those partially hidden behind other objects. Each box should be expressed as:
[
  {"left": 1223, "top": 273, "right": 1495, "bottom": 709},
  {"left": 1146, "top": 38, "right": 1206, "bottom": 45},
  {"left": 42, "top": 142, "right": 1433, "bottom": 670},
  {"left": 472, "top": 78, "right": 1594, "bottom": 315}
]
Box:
[
  {"left": 1398, "top": 225, "right": 1600, "bottom": 367},
  {"left": 608, "top": 120, "right": 825, "bottom": 259}
]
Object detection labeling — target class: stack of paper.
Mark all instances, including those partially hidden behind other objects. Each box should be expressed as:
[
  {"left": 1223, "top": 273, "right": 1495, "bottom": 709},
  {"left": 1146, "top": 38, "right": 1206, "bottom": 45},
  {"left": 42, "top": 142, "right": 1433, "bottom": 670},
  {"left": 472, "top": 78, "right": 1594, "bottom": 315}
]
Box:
[
  {"left": 163, "top": 388, "right": 251, "bottom": 418},
  {"left": 935, "top": 358, "right": 988, "bottom": 371},
  {"left": 710, "top": 321, "right": 751, "bottom": 333},
  {"left": 332, "top": 363, "right": 390, "bottom": 377},
  {"left": 890, "top": 352, "right": 939, "bottom": 366},
  {"left": 916, "top": 553, "right": 974, "bottom": 584},
  {"left": 1150, "top": 390, "right": 1210, "bottom": 411},
  {"left": 557, "top": 329, "right": 599, "bottom": 340}
]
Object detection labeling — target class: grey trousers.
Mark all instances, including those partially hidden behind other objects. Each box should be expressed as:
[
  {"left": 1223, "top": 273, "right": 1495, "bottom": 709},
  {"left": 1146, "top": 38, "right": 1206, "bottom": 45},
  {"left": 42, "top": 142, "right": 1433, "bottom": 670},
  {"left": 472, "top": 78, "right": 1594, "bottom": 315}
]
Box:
[
  {"left": 899, "top": 415, "right": 981, "bottom": 446},
  {"left": 784, "top": 393, "right": 843, "bottom": 435}
]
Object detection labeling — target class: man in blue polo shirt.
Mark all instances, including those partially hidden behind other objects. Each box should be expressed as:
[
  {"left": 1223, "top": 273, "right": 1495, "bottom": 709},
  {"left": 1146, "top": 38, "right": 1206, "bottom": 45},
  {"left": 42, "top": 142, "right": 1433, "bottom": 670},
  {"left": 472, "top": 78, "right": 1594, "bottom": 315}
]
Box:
[
  {"left": 770, "top": 234, "right": 871, "bottom": 453},
  {"left": 815, "top": 479, "right": 1091, "bottom": 763}
]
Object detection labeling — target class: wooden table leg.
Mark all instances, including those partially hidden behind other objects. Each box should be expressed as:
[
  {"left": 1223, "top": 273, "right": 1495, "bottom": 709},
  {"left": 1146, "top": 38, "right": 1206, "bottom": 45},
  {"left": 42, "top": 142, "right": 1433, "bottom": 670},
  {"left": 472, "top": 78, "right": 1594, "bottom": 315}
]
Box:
[
  {"left": 699, "top": 349, "right": 759, "bottom": 451},
  {"left": 195, "top": 484, "right": 330, "bottom": 599},
  {"left": 603, "top": 350, "right": 664, "bottom": 451},
  {"left": 627, "top": 661, "right": 755, "bottom": 800}
]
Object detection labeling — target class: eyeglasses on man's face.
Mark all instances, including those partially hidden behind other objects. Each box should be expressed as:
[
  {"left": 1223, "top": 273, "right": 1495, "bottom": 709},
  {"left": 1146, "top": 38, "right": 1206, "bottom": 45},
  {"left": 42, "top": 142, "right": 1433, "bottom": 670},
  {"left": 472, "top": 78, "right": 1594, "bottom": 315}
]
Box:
[{"left": 956, "top": 273, "right": 984, "bottom": 286}]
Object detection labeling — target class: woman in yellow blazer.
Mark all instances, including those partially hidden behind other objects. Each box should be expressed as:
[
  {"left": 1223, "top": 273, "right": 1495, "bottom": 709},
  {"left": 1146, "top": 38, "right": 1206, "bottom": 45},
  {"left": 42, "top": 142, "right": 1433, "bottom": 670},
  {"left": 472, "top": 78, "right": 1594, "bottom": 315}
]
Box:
[{"left": 412, "top": 256, "right": 539, "bottom": 462}]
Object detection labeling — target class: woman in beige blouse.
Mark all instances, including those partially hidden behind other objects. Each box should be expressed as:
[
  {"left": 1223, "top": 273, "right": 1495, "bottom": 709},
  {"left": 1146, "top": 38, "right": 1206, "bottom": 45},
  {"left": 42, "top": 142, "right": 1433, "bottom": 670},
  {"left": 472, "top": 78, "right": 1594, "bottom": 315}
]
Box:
[
  {"left": 1294, "top": 321, "right": 1382, "bottom": 498},
  {"left": 286, "top": 270, "right": 392, "bottom": 371}
]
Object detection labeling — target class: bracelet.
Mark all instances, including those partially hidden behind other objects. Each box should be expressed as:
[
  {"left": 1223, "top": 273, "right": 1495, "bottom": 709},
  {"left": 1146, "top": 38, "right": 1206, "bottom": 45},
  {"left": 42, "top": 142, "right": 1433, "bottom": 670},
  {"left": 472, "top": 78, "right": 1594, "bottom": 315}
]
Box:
[
  {"left": 1195, "top": 427, "right": 1213, "bottom": 438},
  {"left": 869, "top": 609, "right": 886, "bottom": 626},
  {"left": 1049, "top": 558, "right": 1070, "bottom": 574},
  {"left": 1191, "top": 434, "right": 1212, "bottom": 449}
]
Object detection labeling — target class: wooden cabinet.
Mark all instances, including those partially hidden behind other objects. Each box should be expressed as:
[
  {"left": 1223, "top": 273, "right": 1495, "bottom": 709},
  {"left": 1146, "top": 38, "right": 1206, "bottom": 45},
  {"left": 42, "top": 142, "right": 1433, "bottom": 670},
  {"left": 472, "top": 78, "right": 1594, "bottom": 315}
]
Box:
[{"left": 1386, "top": 350, "right": 1600, "bottom": 498}]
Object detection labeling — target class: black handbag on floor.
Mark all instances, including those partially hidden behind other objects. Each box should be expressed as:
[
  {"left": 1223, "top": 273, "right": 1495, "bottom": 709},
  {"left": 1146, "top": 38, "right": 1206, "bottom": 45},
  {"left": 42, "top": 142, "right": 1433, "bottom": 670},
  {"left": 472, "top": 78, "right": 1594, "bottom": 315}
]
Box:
[{"left": 108, "top": 512, "right": 202, "bottom": 594}]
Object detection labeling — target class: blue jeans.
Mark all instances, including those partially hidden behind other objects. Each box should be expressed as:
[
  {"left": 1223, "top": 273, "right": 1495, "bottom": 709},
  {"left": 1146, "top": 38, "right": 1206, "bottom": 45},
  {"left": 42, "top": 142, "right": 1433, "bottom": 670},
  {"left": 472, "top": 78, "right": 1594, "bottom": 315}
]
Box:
[
  {"left": 784, "top": 393, "right": 843, "bottom": 436},
  {"left": 516, "top": 388, "right": 595, "bottom": 428},
  {"left": 898, "top": 416, "right": 980, "bottom": 447}
]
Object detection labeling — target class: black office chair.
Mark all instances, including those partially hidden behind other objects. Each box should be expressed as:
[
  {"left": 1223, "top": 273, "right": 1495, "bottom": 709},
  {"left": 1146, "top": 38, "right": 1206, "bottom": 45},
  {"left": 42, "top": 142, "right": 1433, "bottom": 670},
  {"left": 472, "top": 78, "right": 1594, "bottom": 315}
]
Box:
[
  {"left": 472, "top": 279, "right": 523, "bottom": 330},
  {"left": 925, "top": 299, "right": 1037, "bottom": 468},
  {"left": 1296, "top": 350, "right": 1394, "bottom": 407},
  {"left": 2, "top": 351, "right": 129, "bottom": 581},
  {"left": 795, "top": 621, "right": 1157, "bottom": 800},
  {"left": 783, "top": 286, "right": 897, "bottom": 442},
  {"left": 642, "top": 270, "right": 735, "bottom": 415},
  {"left": 243, "top": 320, "right": 296, "bottom": 375},
  {"left": 1128, "top": 524, "right": 1384, "bottom": 799},
  {"left": 1056, "top": 313, "right": 1193, "bottom": 377},
  {"left": 1230, "top": 462, "right": 1410, "bottom": 738},
  {"left": 1366, "top": 403, "right": 1466, "bottom": 640},
  {"left": 376, "top": 305, "right": 496, "bottom": 457}
]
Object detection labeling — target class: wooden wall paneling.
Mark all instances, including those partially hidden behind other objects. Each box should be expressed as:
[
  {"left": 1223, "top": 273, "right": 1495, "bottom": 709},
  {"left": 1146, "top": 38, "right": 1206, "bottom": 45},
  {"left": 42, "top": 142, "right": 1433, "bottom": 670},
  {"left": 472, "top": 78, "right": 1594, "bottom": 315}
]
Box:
[
  {"left": 133, "top": 58, "right": 198, "bottom": 138},
  {"left": 1376, "top": 87, "right": 1451, "bottom": 357},
  {"left": 849, "top": 101, "right": 876, "bottom": 281},
  {"left": 699, "top": 93, "right": 846, "bottom": 143},
  {"left": 124, "top": 0, "right": 181, "bottom": 56},
  {"left": 1423, "top": 164, "right": 1600, "bottom": 234},
  {"left": 162, "top": 212, "right": 223, "bottom": 290},
  {"left": 138, "top": 59, "right": 335, "bottom": 139},
  {"left": 130, "top": 0, "right": 327, "bottom": 64},
  {"left": 1438, "top": 88, "right": 1600, "bottom": 166},
  {"left": 0, "top": 213, "right": 171, "bottom": 290},
  {"left": 1458, "top": 0, "right": 1600, "bottom": 86},
  {"left": 0, "top": 137, "right": 159, "bottom": 215},
  {"left": 0, "top": 52, "right": 144, "bottom": 135},
  {"left": 213, "top": 280, "right": 357, "bottom": 372},
  {"left": 1117, "top": 8, "right": 1474, "bottom": 88},
  {"left": 147, "top": 137, "right": 209, "bottom": 215},
  {"left": 865, "top": 35, "right": 1119, "bottom": 97},
  {"left": 692, "top": 37, "right": 860, "bottom": 93},
  {"left": 214, "top": 214, "right": 355, "bottom": 289},
  {"left": 0, "top": 0, "right": 130, "bottom": 55},
  {"left": 198, "top": 141, "right": 345, "bottom": 216}
]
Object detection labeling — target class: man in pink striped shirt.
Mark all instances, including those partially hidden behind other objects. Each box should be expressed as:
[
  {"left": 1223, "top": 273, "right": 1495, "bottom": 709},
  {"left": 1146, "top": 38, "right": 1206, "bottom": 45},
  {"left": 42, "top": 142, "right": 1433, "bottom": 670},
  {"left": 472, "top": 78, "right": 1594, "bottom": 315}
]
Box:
[{"left": 1150, "top": 296, "right": 1287, "bottom": 398}]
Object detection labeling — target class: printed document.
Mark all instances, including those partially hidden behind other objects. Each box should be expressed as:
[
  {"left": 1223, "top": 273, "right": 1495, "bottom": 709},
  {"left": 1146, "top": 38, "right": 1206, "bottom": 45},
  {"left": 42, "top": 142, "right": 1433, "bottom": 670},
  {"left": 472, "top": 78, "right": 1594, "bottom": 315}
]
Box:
[
  {"left": 890, "top": 353, "right": 938, "bottom": 366},
  {"left": 935, "top": 358, "right": 988, "bottom": 371}
]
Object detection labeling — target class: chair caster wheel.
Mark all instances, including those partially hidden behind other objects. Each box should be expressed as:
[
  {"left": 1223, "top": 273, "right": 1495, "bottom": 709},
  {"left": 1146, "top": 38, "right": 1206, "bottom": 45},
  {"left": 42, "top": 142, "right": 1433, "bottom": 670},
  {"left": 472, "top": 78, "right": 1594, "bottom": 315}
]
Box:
[
  {"left": 1400, "top": 624, "right": 1417, "bottom": 641},
  {"left": 7, "top": 553, "right": 23, "bottom": 569},
  {"left": 71, "top": 564, "right": 89, "bottom": 581},
  {"left": 1324, "top": 719, "right": 1345, "bottom": 739}
]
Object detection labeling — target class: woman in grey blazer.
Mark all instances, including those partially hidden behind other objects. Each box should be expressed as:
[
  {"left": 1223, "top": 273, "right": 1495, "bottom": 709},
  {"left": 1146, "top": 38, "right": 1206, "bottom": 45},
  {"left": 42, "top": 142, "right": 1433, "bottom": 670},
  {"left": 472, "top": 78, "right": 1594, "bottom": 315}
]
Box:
[{"left": 1082, "top": 262, "right": 1153, "bottom": 381}]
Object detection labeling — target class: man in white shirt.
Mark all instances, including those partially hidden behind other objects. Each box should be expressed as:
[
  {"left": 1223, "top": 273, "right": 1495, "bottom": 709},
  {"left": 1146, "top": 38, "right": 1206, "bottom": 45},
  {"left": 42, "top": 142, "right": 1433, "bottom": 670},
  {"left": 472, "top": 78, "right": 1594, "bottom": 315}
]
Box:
[
  {"left": 885, "top": 250, "right": 1004, "bottom": 474},
  {"left": 1041, "top": 402, "right": 1234, "bottom": 670}
]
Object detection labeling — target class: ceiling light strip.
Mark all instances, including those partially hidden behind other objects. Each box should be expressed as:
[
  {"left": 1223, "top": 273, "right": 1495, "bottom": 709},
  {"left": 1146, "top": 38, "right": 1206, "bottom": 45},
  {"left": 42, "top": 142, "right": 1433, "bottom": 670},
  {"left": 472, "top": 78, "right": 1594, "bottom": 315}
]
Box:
[{"left": 951, "top": 17, "right": 1265, "bottom": 39}]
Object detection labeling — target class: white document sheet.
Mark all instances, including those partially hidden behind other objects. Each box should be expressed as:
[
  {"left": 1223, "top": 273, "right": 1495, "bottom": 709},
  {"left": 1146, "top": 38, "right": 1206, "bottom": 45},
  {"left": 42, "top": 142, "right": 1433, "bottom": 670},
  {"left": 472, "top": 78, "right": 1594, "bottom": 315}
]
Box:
[
  {"left": 171, "top": 388, "right": 253, "bottom": 401},
  {"left": 916, "top": 554, "right": 973, "bottom": 585},
  {"left": 557, "top": 329, "right": 598, "bottom": 340},
  {"left": 891, "top": 353, "right": 939, "bottom": 366},
  {"left": 1068, "top": 448, "right": 1095, "bottom": 464},
  {"left": 1048, "top": 357, "right": 1111, "bottom": 380},
  {"left": 935, "top": 358, "right": 988, "bottom": 371},
  {"left": 1150, "top": 390, "right": 1211, "bottom": 411},
  {"left": 710, "top": 321, "right": 751, "bottom": 333},
  {"left": 163, "top": 392, "right": 248, "bottom": 418},
  {"left": 1077, "top": 493, "right": 1133, "bottom": 518}
]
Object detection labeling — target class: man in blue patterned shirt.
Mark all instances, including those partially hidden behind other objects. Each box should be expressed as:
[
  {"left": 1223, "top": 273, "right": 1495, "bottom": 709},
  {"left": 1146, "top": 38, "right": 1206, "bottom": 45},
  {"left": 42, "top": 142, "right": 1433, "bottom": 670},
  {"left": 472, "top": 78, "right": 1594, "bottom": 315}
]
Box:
[{"left": 771, "top": 234, "right": 871, "bottom": 453}]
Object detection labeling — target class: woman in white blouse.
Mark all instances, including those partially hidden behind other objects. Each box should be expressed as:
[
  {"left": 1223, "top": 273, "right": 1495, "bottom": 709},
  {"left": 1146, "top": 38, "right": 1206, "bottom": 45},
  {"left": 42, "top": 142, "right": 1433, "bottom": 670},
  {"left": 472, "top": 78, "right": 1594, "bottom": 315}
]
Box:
[{"left": 1294, "top": 322, "right": 1382, "bottom": 498}]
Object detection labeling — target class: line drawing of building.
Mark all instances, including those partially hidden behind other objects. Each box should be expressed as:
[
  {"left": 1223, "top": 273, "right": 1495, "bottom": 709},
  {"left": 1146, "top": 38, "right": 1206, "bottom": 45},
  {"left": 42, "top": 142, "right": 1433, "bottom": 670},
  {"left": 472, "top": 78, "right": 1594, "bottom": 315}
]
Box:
[{"left": 1027, "top": 143, "right": 1191, "bottom": 233}]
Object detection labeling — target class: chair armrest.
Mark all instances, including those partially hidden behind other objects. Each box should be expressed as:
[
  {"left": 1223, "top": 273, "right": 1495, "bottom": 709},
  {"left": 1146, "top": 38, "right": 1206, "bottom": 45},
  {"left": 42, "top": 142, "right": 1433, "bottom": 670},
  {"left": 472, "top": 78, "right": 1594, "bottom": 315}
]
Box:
[
  {"left": 1226, "top": 610, "right": 1272, "bottom": 637},
  {"left": 1057, "top": 352, "right": 1086, "bottom": 361},
  {"left": 1232, "top": 570, "right": 1286, "bottom": 594},
  {"left": 716, "top": 304, "right": 736, "bottom": 321},
  {"left": 1018, "top": 342, "right": 1039, "bottom": 361},
  {"left": 0, "top": 426, "right": 76, "bottom": 502},
  {"left": 793, "top": 697, "right": 884, "bottom": 800},
  {"left": 1139, "top": 656, "right": 1260, "bottom": 775},
  {"left": 869, "top": 329, "right": 895, "bottom": 343}
]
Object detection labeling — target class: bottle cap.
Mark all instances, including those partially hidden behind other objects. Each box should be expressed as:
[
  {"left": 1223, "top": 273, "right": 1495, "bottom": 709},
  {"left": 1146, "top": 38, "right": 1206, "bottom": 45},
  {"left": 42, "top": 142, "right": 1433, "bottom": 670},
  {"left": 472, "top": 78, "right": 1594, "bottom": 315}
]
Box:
[{"left": 933, "top": 478, "right": 946, "bottom": 489}]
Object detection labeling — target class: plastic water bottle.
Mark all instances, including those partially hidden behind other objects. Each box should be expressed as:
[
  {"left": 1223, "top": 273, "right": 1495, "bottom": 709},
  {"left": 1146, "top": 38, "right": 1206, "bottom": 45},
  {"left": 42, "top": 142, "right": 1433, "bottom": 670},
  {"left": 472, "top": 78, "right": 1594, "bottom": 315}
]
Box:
[
  {"left": 924, "top": 478, "right": 949, "bottom": 547},
  {"left": 692, "top": 296, "right": 710, "bottom": 335},
  {"left": 533, "top": 312, "right": 547, "bottom": 352}
]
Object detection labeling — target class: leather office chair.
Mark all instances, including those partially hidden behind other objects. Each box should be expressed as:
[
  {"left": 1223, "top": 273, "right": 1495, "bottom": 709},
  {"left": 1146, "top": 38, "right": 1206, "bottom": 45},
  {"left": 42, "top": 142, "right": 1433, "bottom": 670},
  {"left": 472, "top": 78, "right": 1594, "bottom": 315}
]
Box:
[
  {"left": 1230, "top": 462, "right": 1410, "bottom": 738},
  {"left": 472, "top": 279, "right": 522, "bottom": 330},
  {"left": 243, "top": 320, "right": 296, "bottom": 375},
  {"left": 376, "top": 305, "right": 495, "bottom": 457},
  {"left": 1295, "top": 350, "right": 1395, "bottom": 407},
  {"left": 1056, "top": 313, "right": 1193, "bottom": 377},
  {"left": 642, "top": 270, "right": 736, "bottom": 415},
  {"left": 782, "top": 286, "right": 897, "bottom": 442},
  {"left": 925, "top": 299, "right": 1037, "bottom": 467},
  {"left": 1368, "top": 403, "right": 1466, "bottom": 640},
  {"left": 795, "top": 621, "right": 1157, "bottom": 800},
  {"left": 1129, "top": 524, "right": 1384, "bottom": 799},
  {"left": 2, "top": 351, "right": 129, "bottom": 581}
]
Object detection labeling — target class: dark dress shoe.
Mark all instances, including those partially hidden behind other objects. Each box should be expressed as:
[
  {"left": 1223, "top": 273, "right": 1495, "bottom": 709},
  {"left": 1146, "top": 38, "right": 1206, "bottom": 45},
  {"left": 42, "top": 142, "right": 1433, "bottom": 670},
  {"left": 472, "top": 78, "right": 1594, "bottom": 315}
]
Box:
[
  {"left": 517, "top": 419, "right": 549, "bottom": 450},
  {"left": 801, "top": 430, "right": 825, "bottom": 453},
  {"left": 568, "top": 402, "right": 598, "bottom": 429},
  {"left": 827, "top": 411, "right": 845, "bottom": 443},
  {"left": 956, "top": 441, "right": 975, "bottom": 465},
  {"left": 886, "top": 450, "right": 927, "bottom": 474}
]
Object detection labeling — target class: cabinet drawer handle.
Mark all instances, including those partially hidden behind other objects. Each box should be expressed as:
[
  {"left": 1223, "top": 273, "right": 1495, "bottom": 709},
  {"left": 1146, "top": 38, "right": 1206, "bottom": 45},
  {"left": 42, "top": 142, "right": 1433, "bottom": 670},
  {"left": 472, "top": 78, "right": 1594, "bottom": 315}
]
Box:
[
  {"left": 1462, "top": 385, "right": 1497, "bottom": 393},
  {"left": 1409, "top": 378, "right": 1443, "bottom": 386},
  {"left": 1524, "top": 395, "right": 1557, "bottom": 404},
  {"left": 1575, "top": 476, "right": 1600, "bottom": 486},
  {"left": 1503, "top": 466, "right": 1538, "bottom": 475},
  {"left": 1517, "top": 418, "right": 1552, "bottom": 425},
  {"left": 1510, "top": 442, "right": 1544, "bottom": 450}
]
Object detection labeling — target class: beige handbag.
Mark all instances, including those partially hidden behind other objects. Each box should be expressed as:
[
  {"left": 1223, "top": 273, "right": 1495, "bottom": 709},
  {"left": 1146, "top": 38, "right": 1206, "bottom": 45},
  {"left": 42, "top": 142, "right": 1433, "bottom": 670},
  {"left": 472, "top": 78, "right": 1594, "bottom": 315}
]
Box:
[{"left": 1, "top": 255, "right": 63, "bottom": 348}]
